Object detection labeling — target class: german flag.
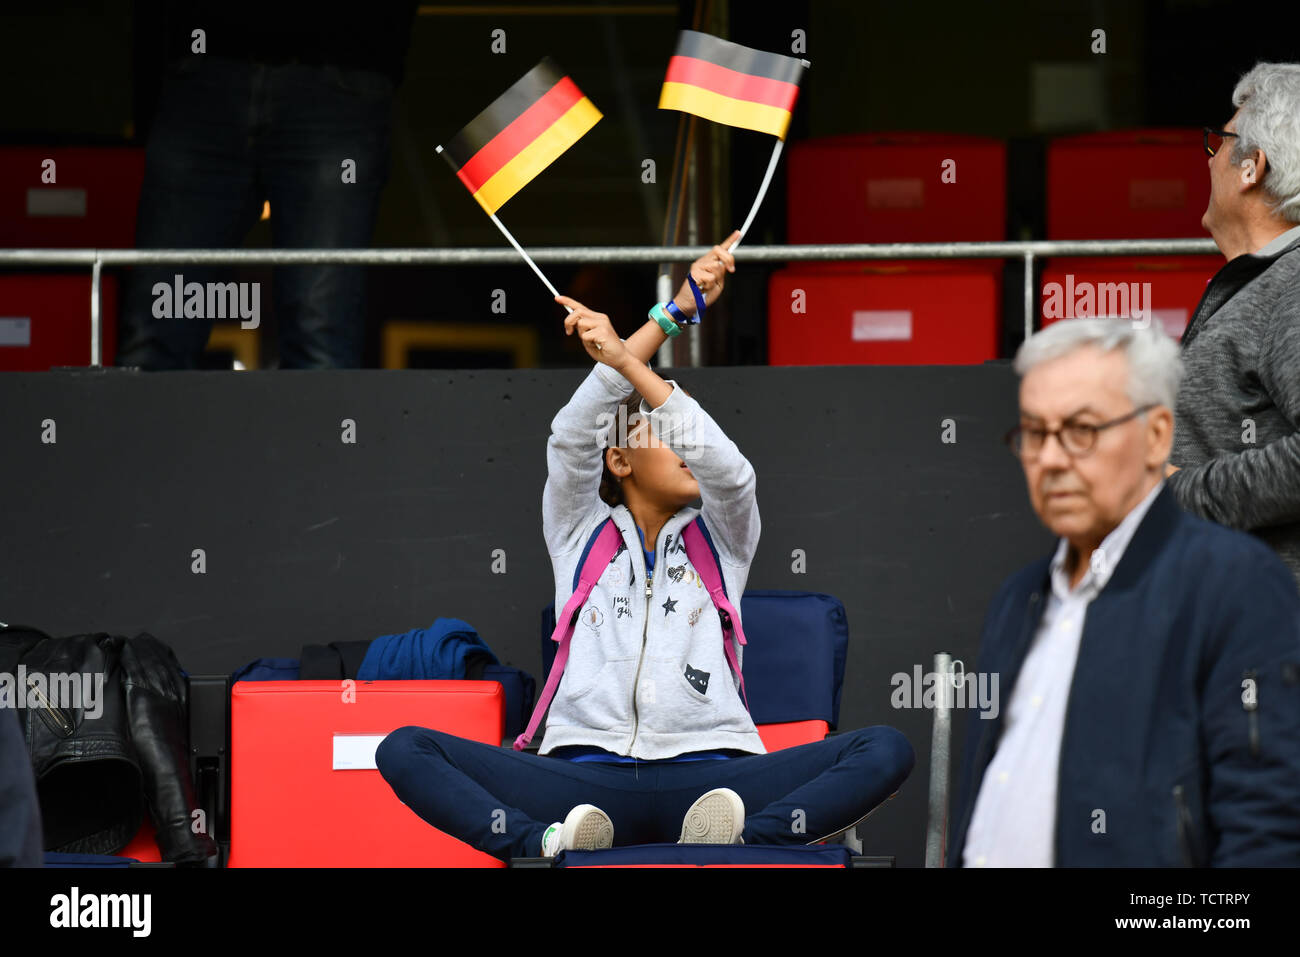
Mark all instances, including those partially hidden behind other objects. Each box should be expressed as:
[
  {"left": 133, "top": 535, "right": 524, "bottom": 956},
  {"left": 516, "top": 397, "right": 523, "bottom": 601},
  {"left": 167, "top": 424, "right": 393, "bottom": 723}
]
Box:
[
  {"left": 440, "top": 59, "right": 602, "bottom": 216},
  {"left": 659, "top": 30, "right": 804, "bottom": 140}
]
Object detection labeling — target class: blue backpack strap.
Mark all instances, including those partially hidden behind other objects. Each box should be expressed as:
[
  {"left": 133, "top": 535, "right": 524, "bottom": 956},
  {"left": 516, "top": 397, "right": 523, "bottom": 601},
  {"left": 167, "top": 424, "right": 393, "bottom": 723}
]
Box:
[{"left": 572, "top": 516, "right": 619, "bottom": 593}]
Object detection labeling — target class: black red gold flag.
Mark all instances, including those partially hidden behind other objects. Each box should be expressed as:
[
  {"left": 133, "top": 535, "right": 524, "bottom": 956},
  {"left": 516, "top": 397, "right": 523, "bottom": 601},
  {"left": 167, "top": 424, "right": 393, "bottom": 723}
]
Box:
[
  {"left": 659, "top": 30, "right": 804, "bottom": 140},
  {"left": 440, "top": 58, "right": 602, "bottom": 215}
]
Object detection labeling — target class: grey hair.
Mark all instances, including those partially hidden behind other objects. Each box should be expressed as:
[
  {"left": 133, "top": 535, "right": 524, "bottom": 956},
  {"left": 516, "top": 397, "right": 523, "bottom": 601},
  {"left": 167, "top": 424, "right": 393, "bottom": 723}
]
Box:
[
  {"left": 1230, "top": 62, "right": 1300, "bottom": 224},
  {"left": 1013, "top": 319, "right": 1183, "bottom": 410}
]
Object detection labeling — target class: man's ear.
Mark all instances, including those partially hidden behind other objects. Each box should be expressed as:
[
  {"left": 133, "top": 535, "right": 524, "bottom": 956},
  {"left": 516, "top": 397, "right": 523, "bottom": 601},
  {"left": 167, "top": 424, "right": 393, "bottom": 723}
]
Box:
[
  {"left": 1146, "top": 406, "right": 1175, "bottom": 469},
  {"left": 1242, "top": 149, "right": 1267, "bottom": 185}
]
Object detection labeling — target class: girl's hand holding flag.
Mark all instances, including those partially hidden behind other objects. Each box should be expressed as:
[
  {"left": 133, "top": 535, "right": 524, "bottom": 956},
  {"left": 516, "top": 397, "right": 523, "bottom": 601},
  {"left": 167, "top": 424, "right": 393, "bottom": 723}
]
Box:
[
  {"left": 555, "top": 230, "right": 741, "bottom": 371},
  {"left": 671, "top": 229, "right": 740, "bottom": 320},
  {"left": 555, "top": 295, "right": 627, "bottom": 369},
  {"left": 555, "top": 293, "right": 674, "bottom": 412}
]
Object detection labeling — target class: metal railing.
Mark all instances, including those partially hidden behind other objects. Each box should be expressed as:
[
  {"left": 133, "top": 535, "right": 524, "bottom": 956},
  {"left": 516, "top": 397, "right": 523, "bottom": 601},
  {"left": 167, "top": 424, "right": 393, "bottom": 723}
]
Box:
[{"left": 0, "top": 238, "right": 1220, "bottom": 367}]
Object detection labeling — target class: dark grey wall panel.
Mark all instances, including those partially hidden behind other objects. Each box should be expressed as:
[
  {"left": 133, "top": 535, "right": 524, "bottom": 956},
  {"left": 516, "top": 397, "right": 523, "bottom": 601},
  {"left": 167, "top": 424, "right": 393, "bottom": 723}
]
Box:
[{"left": 0, "top": 364, "right": 1052, "bottom": 866}]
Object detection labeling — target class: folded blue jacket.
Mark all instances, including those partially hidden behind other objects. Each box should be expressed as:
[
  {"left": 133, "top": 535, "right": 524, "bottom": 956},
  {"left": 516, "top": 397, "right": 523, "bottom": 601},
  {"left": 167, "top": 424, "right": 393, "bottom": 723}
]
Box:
[{"left": 358, "top": 618, "right": 498, "bottom": 680}]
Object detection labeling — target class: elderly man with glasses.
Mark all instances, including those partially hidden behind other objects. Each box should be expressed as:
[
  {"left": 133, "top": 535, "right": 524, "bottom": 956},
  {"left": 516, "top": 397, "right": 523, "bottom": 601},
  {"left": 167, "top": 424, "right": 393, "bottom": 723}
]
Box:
[
  {"left": 948, "top": 318, "right": 1300, "bottom": 867},
  {"left": 1166, "top": 63, "right": 1300, "bottom": 590}
]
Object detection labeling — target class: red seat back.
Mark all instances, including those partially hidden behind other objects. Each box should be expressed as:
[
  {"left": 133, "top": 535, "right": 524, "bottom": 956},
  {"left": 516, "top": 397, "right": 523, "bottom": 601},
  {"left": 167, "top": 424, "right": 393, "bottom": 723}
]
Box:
[
  {"left": 1047, "top": 129, "right": 1210, "bottom": 239},
  {"left": 767, "top": 260, "right": 1001, "bottom": 365},
  {"left": 788, "top": 132, "right": 1006, "bottom": 243}
]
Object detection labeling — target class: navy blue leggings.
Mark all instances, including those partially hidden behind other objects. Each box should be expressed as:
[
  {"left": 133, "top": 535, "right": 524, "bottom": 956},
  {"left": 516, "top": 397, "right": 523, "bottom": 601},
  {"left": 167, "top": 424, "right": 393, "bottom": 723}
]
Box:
[{"left": 376, "top": 725, "right": 915, "bottom": 861}]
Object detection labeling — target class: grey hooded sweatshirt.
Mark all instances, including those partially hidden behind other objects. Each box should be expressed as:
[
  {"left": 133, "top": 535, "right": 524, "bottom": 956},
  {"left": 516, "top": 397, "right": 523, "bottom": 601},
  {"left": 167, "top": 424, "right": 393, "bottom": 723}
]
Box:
[{"left": 538, "top": 361, "right": 766, "bottom": 760}]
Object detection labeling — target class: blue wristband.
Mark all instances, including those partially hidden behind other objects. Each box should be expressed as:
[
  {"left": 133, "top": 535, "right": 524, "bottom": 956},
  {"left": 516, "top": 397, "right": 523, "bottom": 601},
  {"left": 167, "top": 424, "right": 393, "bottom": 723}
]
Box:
[{"left": 664, "top": 299, "right": 691, "bottom": 325}]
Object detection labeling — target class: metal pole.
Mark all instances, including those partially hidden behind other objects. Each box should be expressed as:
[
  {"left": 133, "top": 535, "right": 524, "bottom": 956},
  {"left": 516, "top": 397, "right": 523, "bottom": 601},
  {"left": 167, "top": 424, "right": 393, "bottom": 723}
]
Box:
[
  {"left": 655, "top": 273, "right": 674, "bottom": 367},
  {"left": 90, "top": 255, "right": 102, "bottom": 368},
  {"left": 0, "top": 238, "right": 1218, "bottom": 268},
  {"left": 925, "top": 652, "right": 953, "bottom": 868},
  {"left": 1023, "top": 251, "right": 1035, "bottom": 343}
]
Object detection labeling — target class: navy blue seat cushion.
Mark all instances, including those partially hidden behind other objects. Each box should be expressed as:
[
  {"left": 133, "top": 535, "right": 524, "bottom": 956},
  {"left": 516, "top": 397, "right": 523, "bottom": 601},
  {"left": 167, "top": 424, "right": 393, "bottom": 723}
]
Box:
[
  {"left": 43, "top": 852, "right": 137, "bottom": 867},
  {"left": 553, "top": 843, "right": 853, "bottom": 867},
  {"left": 542, "top": 590, "right": 849, "bottom": 728}
]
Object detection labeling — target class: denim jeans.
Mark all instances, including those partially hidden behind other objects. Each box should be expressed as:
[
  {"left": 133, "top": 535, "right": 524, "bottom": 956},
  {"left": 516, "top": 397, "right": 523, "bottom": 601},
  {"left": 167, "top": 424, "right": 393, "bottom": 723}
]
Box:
[
  {"left": 0, "top": 709, "right": 42, "bottom": 867},
  {"left": 375, "top": 725, "right": 915, "bottom": 862},
  {"left": 117, "top": 55, "right": 393, "bottom": 369}
]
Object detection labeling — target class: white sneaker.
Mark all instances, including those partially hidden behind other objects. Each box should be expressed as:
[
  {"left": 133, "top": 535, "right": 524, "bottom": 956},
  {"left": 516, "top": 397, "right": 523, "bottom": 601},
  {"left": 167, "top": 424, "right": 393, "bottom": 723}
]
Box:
[
  {"left": 678, "top": 787, "right": 745, "bottom": 844},
  {"left": 540, "top": 804, "right": 614, "bottom": 857}
]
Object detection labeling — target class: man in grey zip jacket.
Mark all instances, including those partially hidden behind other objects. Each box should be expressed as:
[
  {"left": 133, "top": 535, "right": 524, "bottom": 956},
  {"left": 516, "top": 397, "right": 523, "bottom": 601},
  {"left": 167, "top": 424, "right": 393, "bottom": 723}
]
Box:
[{"left": 1167, "top": 63, "right": 1300, "bottom": 590}]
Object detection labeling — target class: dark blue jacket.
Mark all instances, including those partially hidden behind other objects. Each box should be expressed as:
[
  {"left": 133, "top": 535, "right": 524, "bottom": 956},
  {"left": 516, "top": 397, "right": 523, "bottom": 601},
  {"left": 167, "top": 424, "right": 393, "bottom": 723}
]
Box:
[
  {"left": 949, "top": 484, "right": 1300, "bottom": 866},
  {"left": 357, "top": 618, "right": 497, "bottom": 681}
]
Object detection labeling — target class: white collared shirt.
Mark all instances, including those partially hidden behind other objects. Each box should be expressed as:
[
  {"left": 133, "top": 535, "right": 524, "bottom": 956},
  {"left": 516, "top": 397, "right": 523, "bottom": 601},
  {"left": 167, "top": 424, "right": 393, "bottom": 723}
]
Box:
[{"left": 961, "top": 480, "right": 1165, "bottom": 867}]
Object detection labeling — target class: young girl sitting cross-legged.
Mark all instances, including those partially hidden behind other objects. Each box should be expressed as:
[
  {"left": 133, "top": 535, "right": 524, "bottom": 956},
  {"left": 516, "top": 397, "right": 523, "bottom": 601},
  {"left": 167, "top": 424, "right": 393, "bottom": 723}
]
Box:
[{"left": 376, "top": 233, "right": 915, "bottom": 860}]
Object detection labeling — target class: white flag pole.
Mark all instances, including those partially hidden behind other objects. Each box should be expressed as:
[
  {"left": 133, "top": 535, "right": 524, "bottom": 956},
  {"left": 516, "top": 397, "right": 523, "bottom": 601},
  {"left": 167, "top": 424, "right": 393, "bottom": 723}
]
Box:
[
  {"left": 487, "top": 211, "right": 606, "bottom": 349},
  {"left": 486, "top": 213, "right": 570, "bottom": 313},
  {"left": 730, "top": 138, "right": 784, "bottom": 253},
  {"left": 437, "top": 144, "right": 573, "bottom": 315},
  {"left": 729, "top": 57, "right": 808, "bottom": 252}
]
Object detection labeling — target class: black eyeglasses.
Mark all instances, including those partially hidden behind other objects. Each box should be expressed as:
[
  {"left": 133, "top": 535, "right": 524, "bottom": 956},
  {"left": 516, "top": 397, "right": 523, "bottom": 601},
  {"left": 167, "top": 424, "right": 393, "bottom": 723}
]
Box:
[
  {"left": 1204, "top": 127, "right": 1239, "bottom": 158},
  {"left": 1004, "top": 405, "right": 1157, "bottom": 460}
]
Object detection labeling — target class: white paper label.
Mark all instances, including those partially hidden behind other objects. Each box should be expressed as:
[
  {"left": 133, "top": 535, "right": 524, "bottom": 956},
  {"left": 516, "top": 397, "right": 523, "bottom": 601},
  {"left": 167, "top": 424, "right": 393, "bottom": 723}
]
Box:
[
  {"left": 26, "top": 188, "right": 87, "bottom": 218},
  {"left": 852, "top": 310, "right": 913, "bottom": 341},
  {"left": 0, "top": 318, "right": 32, "bottom": 346},
  {"left": 332, "top": 733, "right": 388, "bottom": 770},
  {"left": 867, "top": 178, "right": 924, "bottom": 210}
]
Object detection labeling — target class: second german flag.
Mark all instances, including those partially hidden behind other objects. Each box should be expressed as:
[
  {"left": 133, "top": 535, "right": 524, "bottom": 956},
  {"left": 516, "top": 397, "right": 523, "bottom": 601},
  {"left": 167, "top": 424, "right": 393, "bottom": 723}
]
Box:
[
  {"left": 441, "top": 59, "right": 602, "bottom": 216},
  {"left": 659, "top": 30, "right": 805, "bottom": 140}
]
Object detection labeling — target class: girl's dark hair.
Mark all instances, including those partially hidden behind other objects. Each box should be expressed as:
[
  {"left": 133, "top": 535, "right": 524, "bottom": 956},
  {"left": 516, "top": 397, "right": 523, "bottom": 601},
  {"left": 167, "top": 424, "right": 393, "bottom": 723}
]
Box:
[{"left": 599, "top": 390, "right": 644, "bottom": 507}]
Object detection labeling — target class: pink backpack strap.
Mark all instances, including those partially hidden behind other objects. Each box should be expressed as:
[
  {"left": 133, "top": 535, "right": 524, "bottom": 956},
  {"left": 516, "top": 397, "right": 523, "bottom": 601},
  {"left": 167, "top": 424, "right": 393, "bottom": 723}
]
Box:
[
  {"left": 681, "top": 519, "right": 749, "bottom": 711},
  {"left": 513, "top": 519, "right": 624, "bottom": 751}
]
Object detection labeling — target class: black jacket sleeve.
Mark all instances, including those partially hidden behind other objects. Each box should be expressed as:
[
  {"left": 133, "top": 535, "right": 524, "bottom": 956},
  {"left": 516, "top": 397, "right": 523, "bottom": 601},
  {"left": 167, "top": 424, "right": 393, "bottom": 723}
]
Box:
[{"left": 121, "top": 634, "right": 216, "bottom": 863}]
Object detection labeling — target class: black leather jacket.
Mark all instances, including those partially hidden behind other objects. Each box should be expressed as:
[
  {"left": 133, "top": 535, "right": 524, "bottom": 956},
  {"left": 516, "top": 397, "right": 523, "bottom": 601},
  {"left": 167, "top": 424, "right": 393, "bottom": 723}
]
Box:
[{"left": 0, "top": 626, "right": 215, "bottom": 863}]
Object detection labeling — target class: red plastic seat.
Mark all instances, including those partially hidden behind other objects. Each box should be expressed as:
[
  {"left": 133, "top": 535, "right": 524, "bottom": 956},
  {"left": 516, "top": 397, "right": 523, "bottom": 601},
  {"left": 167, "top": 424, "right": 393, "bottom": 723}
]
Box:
[
  {"left": 778, "top": 133, "right": 1007, "bottom": 366},
  {"left": 1039, "top": 256, "right": 1219, "bottom": 341},
  {"left": 756, "top": 719, "right": 830, "bottom": 752},
  {"left": 1047, "top": 129, "right": 1211, "bottom": 241},
  {"left": 1041, "top": 129, "right": 1219, "bottom": 341},
  {"left": 0, "top": 274, "right": 117, "bottom": 369},
  {"left": 787, "top": 133, "right": 1006, "bottom": 244},
  {"left": 0, "top": 147, "right": 145, "bottom": 248},
  {"left": 767, "top": 260, "right": 1001, "bottom": 365},
  {"left": 228, "top": 680, "right": 505, "bottom": 867}
]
